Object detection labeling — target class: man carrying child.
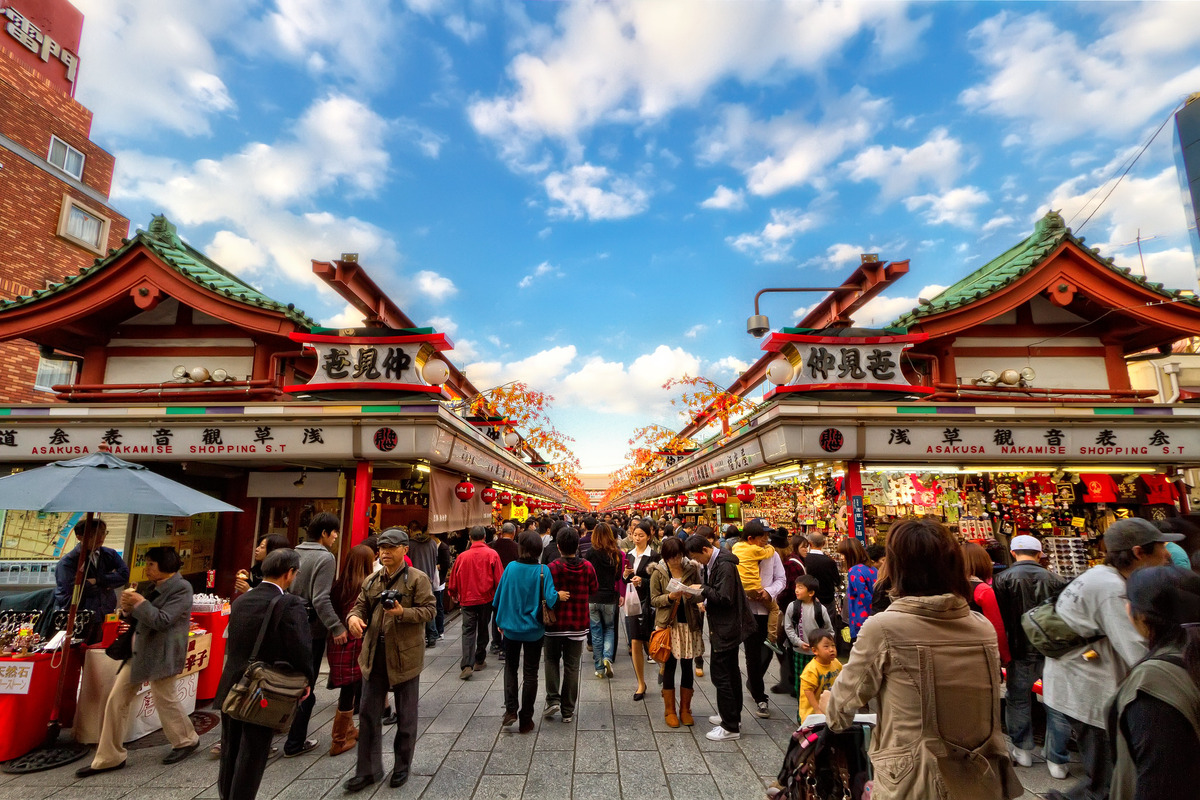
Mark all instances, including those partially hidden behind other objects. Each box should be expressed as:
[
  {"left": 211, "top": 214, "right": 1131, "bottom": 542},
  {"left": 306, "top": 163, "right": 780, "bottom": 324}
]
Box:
[{"left": 731, "top": 519, "right": 785, "bottom": 719}]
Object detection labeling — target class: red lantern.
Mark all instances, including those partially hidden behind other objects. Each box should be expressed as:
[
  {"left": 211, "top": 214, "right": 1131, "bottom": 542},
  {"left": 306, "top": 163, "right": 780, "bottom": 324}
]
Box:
[
  {"left": 481, "top": 487, "right": 497, "bottom": 503},
  {"left": 528, "top": 499, "right": 540, "bottom": 510},
  {"left": 676, "top": 494, "right": 688, "bottom": 506},
  {"left": 736, "top": 483, "right": 756, "bottom": 503},
  {"left": 694, "top": 490, "right": 708, "bottom": 505},
  {"left": 514, "top": 494, "right": 526, "bottom": 507},
  {"left": 455, "top": 480, "right": 475, "bottom": 502},
  {"left": 711, "top": 487, "right": 729, "bottom": 504},
  {"left": 498, "top": 491, "right": 512, "bottom": 505}
]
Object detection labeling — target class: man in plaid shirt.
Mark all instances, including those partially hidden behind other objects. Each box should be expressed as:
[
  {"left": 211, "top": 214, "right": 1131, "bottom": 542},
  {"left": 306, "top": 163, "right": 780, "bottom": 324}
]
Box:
[{"left": 542, "top": 527, "right": 598, "bottom": 723}]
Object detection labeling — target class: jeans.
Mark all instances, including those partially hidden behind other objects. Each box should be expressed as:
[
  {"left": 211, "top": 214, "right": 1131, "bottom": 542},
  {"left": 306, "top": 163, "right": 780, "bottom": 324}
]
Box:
[
  {"left": 589, "top": 602, "right": 617, "bottom": 671},
  {"left": 460, "top": 604, "right": 492, "bottom": 669},
  {"left": 426, "top": 590, "right": 444, "bottom": 640},
  {"left": 743, "top": 613, "right": 770, "bottom": 704},
  {"left": 1059, "top": 715, "right": 1113, "bottom": 800},
  {"left": 1007, "top": 658, "right": 1071, "bottom": 764},
  {"left": 285, "top": 634, "right": 326, "bottom": 752},
  {"left": 709, "top": 646, "right": 742, "bottom": 732},
  {"left": 503, "top": 638, "right": 544, "bottom": 724},
  {"left": 543, "top": 637, "right": 584, "bottom": 716}
]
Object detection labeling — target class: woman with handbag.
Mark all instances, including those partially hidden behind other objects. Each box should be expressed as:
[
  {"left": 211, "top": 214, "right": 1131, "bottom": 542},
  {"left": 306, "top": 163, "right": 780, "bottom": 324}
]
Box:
[
  {"left": 327, "top": 545, "right": 375, "bottom": 755},
  {"left": 493, "top": 531, "right": 565, "bottom": 733},
  {"left": 624, "top": 521, "right": 659, "bottom": 701},
  {"left": 585, "top": 523, "right": 623, "bottom": 678},
  {"left": 649, "top": 536, "right": 702, "bottom": 727}
]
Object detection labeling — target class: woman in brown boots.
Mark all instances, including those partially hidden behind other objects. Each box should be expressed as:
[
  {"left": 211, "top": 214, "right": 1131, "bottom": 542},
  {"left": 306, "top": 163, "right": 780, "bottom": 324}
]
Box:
[
  {"left": 327, "top": 545, "right": 376, "bottom": 755},
  {"left": 649, "top": 536, "right": 704, "bottom": 727}
]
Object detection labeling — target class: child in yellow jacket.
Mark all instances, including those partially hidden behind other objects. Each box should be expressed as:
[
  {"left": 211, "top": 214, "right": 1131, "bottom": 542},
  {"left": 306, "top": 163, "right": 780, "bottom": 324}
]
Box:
[{"left": 731, "top": 539, "right": 780, "bottom": 644}]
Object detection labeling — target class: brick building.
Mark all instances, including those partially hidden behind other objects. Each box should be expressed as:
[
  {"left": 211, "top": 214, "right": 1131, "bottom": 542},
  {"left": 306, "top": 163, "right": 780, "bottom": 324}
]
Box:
[{"left": 0, "top": 0, "right": 128, "bottom": 403}]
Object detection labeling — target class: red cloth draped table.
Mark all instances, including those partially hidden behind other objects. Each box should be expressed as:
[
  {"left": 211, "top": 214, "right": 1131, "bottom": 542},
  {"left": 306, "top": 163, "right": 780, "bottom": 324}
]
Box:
[{"left": 0, "top": 652, "right": 58, "bottom": 760}]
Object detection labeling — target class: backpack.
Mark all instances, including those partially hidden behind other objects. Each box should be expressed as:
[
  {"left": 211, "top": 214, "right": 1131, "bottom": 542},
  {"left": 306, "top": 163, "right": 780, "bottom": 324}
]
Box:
[{"left": 1020, "top": 580, "right": 1103, "bottom": 659}]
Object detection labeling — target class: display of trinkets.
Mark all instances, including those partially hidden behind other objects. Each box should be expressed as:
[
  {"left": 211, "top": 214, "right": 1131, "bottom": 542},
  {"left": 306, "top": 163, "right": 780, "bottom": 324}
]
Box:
[
  {"left": 1044, "top": 536, "right": 1090, "bottom": 580},
  {"left": 50, "top": 608, "right": 93, "bottom": 642},
  {"left": 0, "top": 611, "right": 42, "bottom": 656}
]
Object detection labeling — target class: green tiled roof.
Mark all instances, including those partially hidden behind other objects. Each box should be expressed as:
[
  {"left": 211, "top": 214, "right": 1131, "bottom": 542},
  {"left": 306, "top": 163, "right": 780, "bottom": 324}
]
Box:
[
  {"left": 891, "top": 211, "right": 1200, "bottom": 328},
  {"left": 0, "top": 215, "right": 314, "bottom": 327}
]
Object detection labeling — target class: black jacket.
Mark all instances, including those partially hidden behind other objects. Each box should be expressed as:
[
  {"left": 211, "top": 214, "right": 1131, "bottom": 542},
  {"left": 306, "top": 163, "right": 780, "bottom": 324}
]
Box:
[
  {"left": 626, "top": 547, "right": 659, "bottom": 605},
  {"left": 215, "top": 582, "right": 314, "bottom": 709},
  {"left": 992, "top": 560, "right": 1068, "bottom": 661},
  {"left": 700, "top": 550, "right": 756, "bottom": 652},
  {"left": 54, "top": 544, "right": 129, "bottom": 616},
  {"left": 804, "top": 551, "right": 842, "bottom": 606}
]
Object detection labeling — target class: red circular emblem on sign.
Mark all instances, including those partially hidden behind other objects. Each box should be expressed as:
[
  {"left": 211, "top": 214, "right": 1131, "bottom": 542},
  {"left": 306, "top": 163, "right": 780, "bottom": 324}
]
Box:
[
  {"left": 373, "top": 428, "right": 398, "bottom": 452},
  {"left": 818, "top": 428, "right": 844, "bottom": 453}
]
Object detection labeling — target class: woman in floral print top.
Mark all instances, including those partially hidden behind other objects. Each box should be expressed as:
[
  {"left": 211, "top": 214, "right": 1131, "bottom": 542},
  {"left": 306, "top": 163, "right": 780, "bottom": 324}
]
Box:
[{"left": 838, "top": 539, "right": 882, "bottom": 640}]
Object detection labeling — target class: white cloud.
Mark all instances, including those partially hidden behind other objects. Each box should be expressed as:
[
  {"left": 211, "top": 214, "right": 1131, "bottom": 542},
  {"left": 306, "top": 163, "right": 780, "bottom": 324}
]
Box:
[
  {"left": 427, "top": 315, "right": 458, "bottom": 336},
  {"left": 206, "top": 231, "right": 266, "bottom": 274},
  {"left": 414, "top": 270, "right": 458, "bottom": 301},
  {"left": 841, "top": 127, "right": 967, "bottom": 200},
  {"left": 981, "top": 215, "right": 1016, "bottom": 234},
  {"left": 960, "top": 6, "right": 1200, "bottom": 144},
  {"left": 544, "top": 164, "right": 650, "bottom": 220},
  {"left": 904, "top": 186, "right": 990, "bottom": 227},
  {"left": 727, "top": 207, "right": 822, "bottom": 263},
  {"left": 265, "top": 0, "right": 403, "bottom": 90},
  {"left": 853, "top": 284, "right": 950, "bottom": 327},
  {"left": 560, "top": 346, "right": 701, "bottom": 416},
  {"left": 518, "top": 261, "right": 559, "bottom": 289},
  {"left": 444, "top": 13, "right": 485, "bottom": 43},
  {"left": 805, "top": 243, "right": 865, "bottom": 271},
  {"left": 321, "top": 303, "right": 365, "bottom": 328},
  {"left": 700, "top": 186, "right": 746, "bottom": 211},
  {"left": 709, "top": 356, "right": 749, "bottom": 377},
  {"left": 684, "top": 324, "right": 707, "bottom": 339},
  {"left": 73, "top": 0, "right": 239, "bottom": 138},
  {"left": 469, "top": 0, "right": 927, "bottom": 164}
]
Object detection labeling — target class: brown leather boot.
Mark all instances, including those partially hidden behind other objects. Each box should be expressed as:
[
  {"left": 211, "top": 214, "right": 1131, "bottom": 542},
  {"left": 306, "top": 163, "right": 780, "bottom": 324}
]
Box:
[
  {"left": 329, "top": 709, "right": 358, "bottom": 756},
  {"left": 679, "top": 687, "right": 694, "bottom": 726},
  {"left": 662, "top": 689, "right": 679, "bottom": 728}
]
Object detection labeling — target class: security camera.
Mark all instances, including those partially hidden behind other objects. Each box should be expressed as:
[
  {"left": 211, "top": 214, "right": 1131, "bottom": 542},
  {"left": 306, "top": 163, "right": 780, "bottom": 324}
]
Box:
[{"left": 746, "top": 314, "right": 770, "bottom": 337}]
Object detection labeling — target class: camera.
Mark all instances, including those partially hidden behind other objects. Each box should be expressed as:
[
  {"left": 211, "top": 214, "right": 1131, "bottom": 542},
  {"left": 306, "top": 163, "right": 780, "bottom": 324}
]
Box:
[{"left": 380, "top": 590, "right": 401, "bottom": 610}]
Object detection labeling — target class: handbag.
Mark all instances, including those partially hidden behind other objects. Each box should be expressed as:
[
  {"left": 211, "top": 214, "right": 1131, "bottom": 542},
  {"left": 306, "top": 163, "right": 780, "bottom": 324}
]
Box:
[
  {"left": 538, "top": 567, "right": 556, "bottom": 625},
  {"left": 221, "top": 595, "right": 311, "bottom": 732},
  {"left": 648, "top": 599, "right": 678, "bottom": 664},
  {"left": 623, "top": 582, "right": 642, "bottom": 617},
  {"left": 105, "top": 618, "right": 136, "bottom": 661}
]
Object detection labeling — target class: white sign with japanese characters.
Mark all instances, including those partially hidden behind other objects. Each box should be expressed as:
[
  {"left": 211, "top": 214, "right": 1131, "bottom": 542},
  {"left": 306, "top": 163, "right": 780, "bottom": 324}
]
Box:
[
  {"left": 790, "top": 343, "right": 912, "bottom": 388},
  {"left": 0, "top": 661, "right": 34, "bottom": 694},
  {"left": 860, "top": 424, "right": 1196, "bottom": 462},
  {"left": 0, "top": 424, "right": 354, "bottom": 461},
  {"left": 305, "top": 343, "right": 427, "bottom": 387}
]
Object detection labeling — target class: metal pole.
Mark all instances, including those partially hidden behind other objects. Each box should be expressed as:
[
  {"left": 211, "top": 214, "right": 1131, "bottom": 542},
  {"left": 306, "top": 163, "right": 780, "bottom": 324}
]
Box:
[
  {"left": 753, "top": 287, "right": 855, "bottom": 316},
  {"left": 47, "top": 510, "right": 93, "bottom": 743}
]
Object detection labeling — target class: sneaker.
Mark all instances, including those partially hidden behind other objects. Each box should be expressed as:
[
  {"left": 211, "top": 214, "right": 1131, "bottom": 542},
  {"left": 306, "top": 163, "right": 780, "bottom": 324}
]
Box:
[
  {"left": 705, "top": 725, "right": 740, "bottom": 742},
  {"left": 1010, "top": 747, "right": 1033, "bottom": 768},
  {"left": 460, "top": 666, "right": 473, "bottom": 680},
  {"left": 754, "top": 701, "right": 770, "bottom": 719},
  {"left": 603, "top": 658, "right": 614, "bottom": 678},
  {"left": 561, "top": 714, "right": 573, "bottom": 723},
  {"left": 1048, "top": 762, "right": 1070, "bottom": 780},
  {"left": 381, "top": 710, "right": 397, "bottom": 726},
  {"left": 708, "top": 715, "right": 723, "bottom": 726},
  {"left": 498, "top": 651, "right": 506, "bottom": 661},
  {"left": 543, "top": 704, "right": 560, "bottom": 719},
  {"left": 283, "top": 738, "right": 319, "bottom": 758},
  {"left": 595, "top": 669, "right": 605, "bottom": 679}
]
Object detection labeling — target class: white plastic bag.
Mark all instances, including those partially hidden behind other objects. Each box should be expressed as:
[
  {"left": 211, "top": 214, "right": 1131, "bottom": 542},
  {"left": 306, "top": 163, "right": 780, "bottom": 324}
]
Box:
[{"left": 623, "top": 582, "right": 642, "bottom": 617}]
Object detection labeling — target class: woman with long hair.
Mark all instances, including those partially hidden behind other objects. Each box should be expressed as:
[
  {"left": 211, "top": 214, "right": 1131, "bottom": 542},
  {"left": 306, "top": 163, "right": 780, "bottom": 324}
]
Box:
[
  {"left": 837, "top": 538, "right": 874, "bottom": 641},
  {"left": 649, "top": 536, "right": 703, "bottom": 727},
  {"left": 962, "top": 541, "right": 1010, "bottom": 664},
  {"left": 823, "top": 518, "right": 1021, "bottom": 800},
  {"left": 233, "top": 533, "right": 289, "bottom": 594},
  {"left": 1107, "top": 565, "right": 1200, "bottom": 800},
  {"left": 585, "top": 522, "right": 623, "bottom": 677},
  {"left": 326, "top": 544, "right": 376, "bottom": 756},
  {"left": 624, "top": 520, "right": 659, "bottom": 701}
]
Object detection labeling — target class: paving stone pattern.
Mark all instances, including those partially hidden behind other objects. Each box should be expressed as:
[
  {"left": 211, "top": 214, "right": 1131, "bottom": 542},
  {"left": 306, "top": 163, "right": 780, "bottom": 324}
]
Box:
[{"left": 0, "top": 614, "right": 1062, "bottom": 798}]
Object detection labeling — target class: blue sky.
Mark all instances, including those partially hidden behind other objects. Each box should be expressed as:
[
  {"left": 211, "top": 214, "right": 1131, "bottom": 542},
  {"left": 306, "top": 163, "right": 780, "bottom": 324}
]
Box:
[{"left": 74, "top": 0, "right": 1200, "bottom": 474}]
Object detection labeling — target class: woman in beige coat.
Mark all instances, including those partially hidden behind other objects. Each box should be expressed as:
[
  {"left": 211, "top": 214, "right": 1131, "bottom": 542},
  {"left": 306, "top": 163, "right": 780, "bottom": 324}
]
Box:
[{"left": 823, "top": 518, "right": 1022, "bottom": 800}]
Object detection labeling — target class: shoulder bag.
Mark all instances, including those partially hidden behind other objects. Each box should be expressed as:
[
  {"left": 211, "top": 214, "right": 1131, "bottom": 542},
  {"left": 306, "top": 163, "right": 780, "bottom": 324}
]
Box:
[
  {"left": 1021, "top": 579, "right": 1103, "bottom": 659},
  {"left": 648, "top": 596, "right": 677, "bottom": 664},
  {"left": 221, "top": 594, "right": 311, "bottom": 732},
  {"left": 104, "top": 618, "right": 136, "bottom": 661},
  {"left": 538, "top": 567, "right": 556, "bottom": 625}
]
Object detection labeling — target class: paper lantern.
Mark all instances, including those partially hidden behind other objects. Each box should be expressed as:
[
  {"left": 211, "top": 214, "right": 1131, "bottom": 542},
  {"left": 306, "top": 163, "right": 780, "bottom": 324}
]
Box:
[
  {"left": 498, "top": 491, "right": 512, "bottom": 505},
  {"left": 736, "top": 483, "right": 756, "bottom": 503},
  {"left": 710, "top": 487, "right": 729, "bottom": 504},
  {"left": 676, "top": 494, "right": 688, "bottom": 506},
  {"left": 455, "top": 480, "right": 475, "bottom": 502},
  {"left": 694, "top": 490, "right": 708, "bottom": 505},
  {"left": 528, "top": 499, "right": 540, "bottom": 510},
  {"left": 481, "top": 487, "right": 497, "bottom": 503},
  {"left": 513, "top": 494, "right": 526, "bottom": 507}
]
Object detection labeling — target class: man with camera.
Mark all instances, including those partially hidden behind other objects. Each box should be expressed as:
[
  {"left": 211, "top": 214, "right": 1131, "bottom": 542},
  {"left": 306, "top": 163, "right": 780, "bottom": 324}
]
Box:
[{"left": 343, "top": 529, "right": 436, "bottom": 793}]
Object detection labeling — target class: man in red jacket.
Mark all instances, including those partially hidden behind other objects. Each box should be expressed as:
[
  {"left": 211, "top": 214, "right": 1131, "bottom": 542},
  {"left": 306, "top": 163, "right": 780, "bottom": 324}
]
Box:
[
  {"left": 447, "top": 526, "right": 503, "bottom": 680},
  {"left": 543, "top": 527, "right": 598, "bottom": 723}
]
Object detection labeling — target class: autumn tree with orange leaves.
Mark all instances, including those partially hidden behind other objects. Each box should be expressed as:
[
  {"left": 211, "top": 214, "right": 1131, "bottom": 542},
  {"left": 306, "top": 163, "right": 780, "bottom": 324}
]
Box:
[{"left": 663, "top": 374, "right": 760, "bottom": 436}]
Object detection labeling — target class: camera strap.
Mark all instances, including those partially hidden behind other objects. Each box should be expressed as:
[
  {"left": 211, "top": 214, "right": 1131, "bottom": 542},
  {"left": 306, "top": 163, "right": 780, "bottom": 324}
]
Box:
[{"left": 368, "top": 565, "right": 409, "bottom": 620}]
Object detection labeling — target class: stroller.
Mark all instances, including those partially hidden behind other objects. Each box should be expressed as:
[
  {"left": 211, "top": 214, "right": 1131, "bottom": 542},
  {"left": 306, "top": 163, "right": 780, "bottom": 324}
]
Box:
[{"left": 769, "top": 714, "right": 876, "bottom": 800}]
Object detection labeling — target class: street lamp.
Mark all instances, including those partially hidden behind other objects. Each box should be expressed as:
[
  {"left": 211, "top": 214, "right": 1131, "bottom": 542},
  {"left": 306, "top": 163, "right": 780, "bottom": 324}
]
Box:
[{"left": 747, "top": 285, "right": 860, "bottom": 337}]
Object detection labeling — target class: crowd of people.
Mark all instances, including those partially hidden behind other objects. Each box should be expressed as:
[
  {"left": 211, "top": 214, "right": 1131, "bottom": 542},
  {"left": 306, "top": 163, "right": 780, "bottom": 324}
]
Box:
[{"left": 61, "top": 507, "right": 1200, "bottom": 800}]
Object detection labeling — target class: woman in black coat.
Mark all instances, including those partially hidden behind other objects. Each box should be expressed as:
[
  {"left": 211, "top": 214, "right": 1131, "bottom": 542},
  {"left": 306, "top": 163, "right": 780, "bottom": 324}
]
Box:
[{"left": 624, "top": 520, "right": 659, "bottom": 701}]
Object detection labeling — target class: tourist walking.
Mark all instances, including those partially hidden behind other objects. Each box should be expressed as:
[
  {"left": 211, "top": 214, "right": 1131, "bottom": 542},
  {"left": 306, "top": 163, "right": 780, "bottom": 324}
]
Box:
[
  {"left": 326, "top": 544, "right": 376, "bottom": 756},
  {"left": 489, "top": 522, "right": 521, "bottom": 657},
  {"left": 991, "top": 534, "right": 1072, "bottom": 779},
  {"left": 407, "top": 526, "right": 450, "bottom": 647},
  {"left": 649, "top": 536, "right": 703, "bottom": 727},
  {"left": 684, "top": 533, "right": 754, "bottom": 742},
  {"left": 343, "top": 529, "right": 436, "bottom": 793},
  {"left": 624, "top": 521, "right": 658, "bottom": 701},
  {"left": 962, "top": 541, "right": 1010, "bottom": 663},
  {"left": 732, "top": 519, "right": 785, "bottom": 719},
  {"left": 214, "top": 549, "right": 313, "bottom": 800},
  {"left": 446, "top": 525, "right": 503, "bottom": 679},
  {"left": 493, "top": 531, "right": 563, "bottom": 733},
  {"left": 822, "top": 518, "right": 1022, "bottom": 800},
  {"left": 543, "top": 527, "right": 597, "bottom": 723},
  {"left": 838, "top": 538, "right": 876, "bottom": 641},
  {"left": 586, "top": 521, "right": 623, "bottom": 678},
  {"left": 76, "top": 546, "right": 199, "bottom": 777}
]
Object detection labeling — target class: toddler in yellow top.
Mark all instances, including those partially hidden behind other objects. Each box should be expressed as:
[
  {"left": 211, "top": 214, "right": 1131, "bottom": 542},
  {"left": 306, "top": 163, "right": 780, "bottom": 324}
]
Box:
[
  {"left": 731, "top": 537, "right": 780, "bottom": 644},
  {"left": 798, "top": 630, "right": 842, "bottom": 722}
]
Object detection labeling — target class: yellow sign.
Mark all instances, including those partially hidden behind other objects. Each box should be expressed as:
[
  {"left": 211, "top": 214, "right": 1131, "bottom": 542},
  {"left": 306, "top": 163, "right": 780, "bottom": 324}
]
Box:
[
  {"left": 1071, "top": 517, "right": 1085, "bottom": 528},
  {"left": 816, "top": 521, "right": 827, "bottom": 529},
  {"left": 1041, "top": 523, "right": 1052, "bottom": 529}
]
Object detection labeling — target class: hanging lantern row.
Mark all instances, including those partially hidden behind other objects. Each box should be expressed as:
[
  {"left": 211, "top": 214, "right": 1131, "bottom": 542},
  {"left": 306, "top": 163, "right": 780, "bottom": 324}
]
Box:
[{"left": 637, "top": 482, "right": 756, "bottom": 510}]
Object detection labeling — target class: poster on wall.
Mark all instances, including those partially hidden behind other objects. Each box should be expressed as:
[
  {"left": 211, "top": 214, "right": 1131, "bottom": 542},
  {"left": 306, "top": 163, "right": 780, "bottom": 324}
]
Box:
[{"left": 129, "top": 510, "right": 219, "bottom": 582}]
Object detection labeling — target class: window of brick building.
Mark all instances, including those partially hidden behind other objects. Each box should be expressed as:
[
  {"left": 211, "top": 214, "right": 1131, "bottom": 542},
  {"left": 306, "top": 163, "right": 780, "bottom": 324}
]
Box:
[
  {"left": 34, "top": 356, "right": 78, "bottom": 393},
  {"left": 56, "top": 195, "right": 111, "bottom": 255},
  {"left": 48, "top": 136, "right": 86, "bottom": 180}
]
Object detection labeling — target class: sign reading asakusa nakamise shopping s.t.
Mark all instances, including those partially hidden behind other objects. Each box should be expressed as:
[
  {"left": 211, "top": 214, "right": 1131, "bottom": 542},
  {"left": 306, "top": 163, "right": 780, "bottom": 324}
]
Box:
[{"left": 283, "top": 327, "right": 453, "bottom": 400}]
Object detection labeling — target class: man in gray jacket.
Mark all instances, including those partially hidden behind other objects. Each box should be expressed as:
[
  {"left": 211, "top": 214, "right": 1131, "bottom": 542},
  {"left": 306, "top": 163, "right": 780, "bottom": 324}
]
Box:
[
  {"left": 77, "top": 546, "right": 198, "bottom": 776},
  {"left": 284, "top": 511, "right": 347, "bottom": 757},
  {"left": 1043, "top": 518, "right": 1178, "bottom": 800}
]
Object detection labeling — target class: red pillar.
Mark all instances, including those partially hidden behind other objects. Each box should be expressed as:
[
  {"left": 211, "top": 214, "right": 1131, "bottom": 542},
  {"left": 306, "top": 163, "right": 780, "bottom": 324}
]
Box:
[
  {"left": 846, "top": 461, "right": 866, "bottom": 543},
  {"left": 352, "top": 460, "right": 373, "bottom": 546}
]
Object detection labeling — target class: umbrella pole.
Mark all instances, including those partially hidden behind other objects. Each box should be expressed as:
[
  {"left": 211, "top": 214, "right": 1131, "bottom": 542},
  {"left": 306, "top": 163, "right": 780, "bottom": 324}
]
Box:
[{"left": 45, "top": 511, "right": 94, "bottom": 744}]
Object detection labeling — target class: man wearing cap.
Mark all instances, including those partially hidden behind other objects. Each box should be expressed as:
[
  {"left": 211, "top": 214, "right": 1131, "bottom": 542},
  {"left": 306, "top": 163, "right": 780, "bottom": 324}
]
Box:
[
  {"left": 343, "top": 529, "right": 436, "bottom": 793},
  {"left": 993, "top": 534, "right": 1072, "bottom": 778},
  {"left": 1042, "top": 518, "right": 1178, "bottom": 800}
]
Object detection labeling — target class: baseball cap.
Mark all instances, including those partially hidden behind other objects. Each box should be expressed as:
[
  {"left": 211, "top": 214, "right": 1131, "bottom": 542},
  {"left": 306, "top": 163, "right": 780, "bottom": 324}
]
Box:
[
  {"left": 743, "top": 519, "right": 769, "bottom": 540},
  {"left": 1127, "top": 565, "right": 1200, "bottom": 625},
  {"left": 378, "top": 528, "right": 410, "bottom": 548},
  {"left": 1103, "top": 517, "right": 1183, "bottom": 552},
  {"left": 1009, "top": 534, "right": 1043, "bottom": 553}
]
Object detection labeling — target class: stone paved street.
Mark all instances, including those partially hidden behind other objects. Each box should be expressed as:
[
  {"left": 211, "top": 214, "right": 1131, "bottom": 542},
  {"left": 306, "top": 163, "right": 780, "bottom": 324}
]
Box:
[{"left": 1, "top": 613, "right": 1064, "bottom": 799}]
